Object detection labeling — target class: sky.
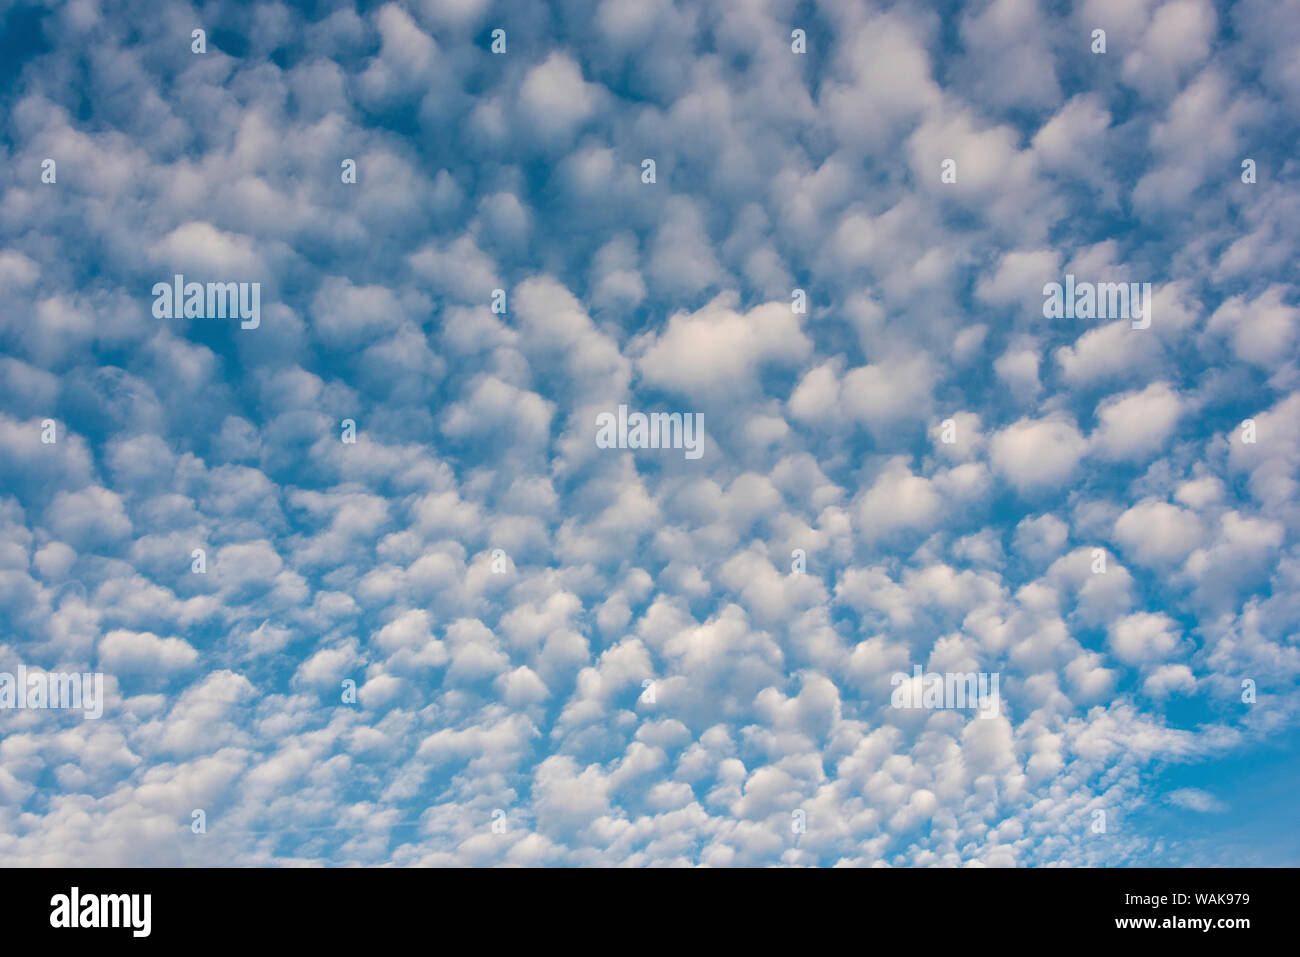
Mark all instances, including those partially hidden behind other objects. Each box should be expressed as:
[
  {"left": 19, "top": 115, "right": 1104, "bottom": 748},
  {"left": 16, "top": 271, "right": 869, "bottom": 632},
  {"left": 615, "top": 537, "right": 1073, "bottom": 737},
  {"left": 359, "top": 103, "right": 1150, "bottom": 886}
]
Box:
[{"left": 0, "top": 0, "right": 1297, "bottom": 867}]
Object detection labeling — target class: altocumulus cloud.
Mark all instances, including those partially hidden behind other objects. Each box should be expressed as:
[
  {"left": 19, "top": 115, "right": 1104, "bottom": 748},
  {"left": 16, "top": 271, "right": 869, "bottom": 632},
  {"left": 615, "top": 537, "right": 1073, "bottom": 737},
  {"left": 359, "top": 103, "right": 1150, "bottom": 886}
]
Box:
[{"left": 0, "top": 0, "right": 1297, "bottom": 867}]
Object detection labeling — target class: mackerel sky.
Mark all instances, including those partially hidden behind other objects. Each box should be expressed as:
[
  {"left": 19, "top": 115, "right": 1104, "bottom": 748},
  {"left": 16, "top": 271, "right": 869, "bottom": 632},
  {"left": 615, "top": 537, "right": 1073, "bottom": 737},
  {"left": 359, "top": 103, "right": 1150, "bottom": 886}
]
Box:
[{"left": 1, "top": 0, "right": 1298, "bottom": 866}]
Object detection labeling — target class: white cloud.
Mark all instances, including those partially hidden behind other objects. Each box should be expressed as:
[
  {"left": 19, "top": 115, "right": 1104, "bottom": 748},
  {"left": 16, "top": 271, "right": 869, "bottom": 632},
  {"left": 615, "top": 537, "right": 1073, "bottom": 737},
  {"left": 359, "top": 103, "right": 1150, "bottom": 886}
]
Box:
[
  {"left": 1112, "top": 499, "right": 1205, "bottom": 567},
  {"left": 519, "top": 53, "right": 601, "bottom": 141},
  {"left": 99, "top": 629, "right": 199, "bottom": 674},
  {"left": 990, "top": 415, "right": 1088, "bottom": 491},
  {"left": 1091, "top": 382, "right": 1184, "bottom": 460},
  {"left": 1108, "top": 612, "right": 1181, "bottom": 665},
  {"left": 637, "top": 293, "right": 811, "bottom": 397},
  {"left": 1166, "top": 787, "right": 1226, "bottom": 813}
]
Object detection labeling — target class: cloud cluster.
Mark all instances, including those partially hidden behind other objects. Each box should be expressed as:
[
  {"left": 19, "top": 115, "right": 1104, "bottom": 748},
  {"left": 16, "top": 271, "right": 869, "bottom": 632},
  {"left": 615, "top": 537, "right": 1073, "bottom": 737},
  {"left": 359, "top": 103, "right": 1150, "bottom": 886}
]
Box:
[{"left": 0, "top": 0, "right": 1297, "bottom": 866}]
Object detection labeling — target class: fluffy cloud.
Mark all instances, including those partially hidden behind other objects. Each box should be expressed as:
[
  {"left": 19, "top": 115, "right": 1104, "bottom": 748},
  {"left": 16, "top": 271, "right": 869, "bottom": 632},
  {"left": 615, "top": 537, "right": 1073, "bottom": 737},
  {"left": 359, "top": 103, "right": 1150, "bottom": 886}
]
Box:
[
  {"left": 990, "top": 415, "right": 1088, "bottom": 491},
  {"left": 0, "top": 0, "right": 1294, "bottom": 871}
]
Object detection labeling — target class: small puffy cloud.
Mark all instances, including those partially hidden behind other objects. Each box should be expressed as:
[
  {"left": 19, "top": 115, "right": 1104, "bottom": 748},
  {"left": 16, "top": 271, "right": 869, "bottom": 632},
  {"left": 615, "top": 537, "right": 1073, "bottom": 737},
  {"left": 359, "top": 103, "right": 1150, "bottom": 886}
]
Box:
[
  {"left": 519, "top": 53, "right": 601, "bottom": 141},
  {"left": 1055, "top": 321, "right": 1162, "bottom": 385},
  {"left": 1205, "top": 285, "right": 1297, "bottom": 368},
  {"left": 46, "top": 487, "right": 132, "bottom": 547},
  {"left": 791, "top": 356, "right": 935, "bottom": 438},
  {"left": 99, "top": 629, "right": 200, "bottom": 674},
  {"left": 1121, "top": 0, "right": 1217, "bottom": 96},
  {"left": 531, "top": 755, "right": 611, "bottom": 839},
  {"left": 310, "top": 277, "right": 405, "bottom": 348},
  {"left": 441, "top": 376, "right": 555, "bottom": 447},
  {"left": 356, "top": 4, "right": 441, "bottom": 106},
  {"left": 1033, "top": 94, "right": 1112, "bottom": 175},
  {"left": 994, "top": 344, "right": 1042, "bottom": 402},
  {"left": 1144, "top": 663, "right": 1196, "bottom": 698},
  {"left": 1090, "top": 382, "right": 1183, "bottom": 461},
  {"left": 990, "top": 415, "right": 1088, "bottom": 491},
  {"left": 976, "top": 249, "right": 1061, "bottom": 306},
  {"left": 408, "top": 235, "right": 501, "bottom": 302},
  {"left": 1014, "top": 514, "right": 1069, "bottom": 564},
  {"left": 1166, "top": 787, "right": 1226, "bottom": 813},
  {"left": 645, "top": 197, "right": 725, "bottom": 296},
  {"left": 1112, "top": 500, "right": 1205, "bottom": 567},
  {"left": 149, "top": 222, "right": 259, "bottom": 276},
  {"left": 637, "top": 293, "right": 811, "bottom": 397},
  {"left": 841, "top": 356, "right": 935, "bottom": 436},
  {"left": 1108, "top": 612, "right": 1181, "bottom": 665},
  {"left": 855, "top": 458, "right": 942, "bottom": 540}
]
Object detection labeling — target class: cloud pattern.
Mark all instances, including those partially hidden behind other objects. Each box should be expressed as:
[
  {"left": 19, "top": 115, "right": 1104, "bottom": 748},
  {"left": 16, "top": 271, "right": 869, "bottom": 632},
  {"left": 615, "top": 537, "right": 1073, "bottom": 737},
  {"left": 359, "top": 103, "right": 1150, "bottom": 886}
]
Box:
[{"left": 1, "top": 0, "right": 1298, "bottom": 866}]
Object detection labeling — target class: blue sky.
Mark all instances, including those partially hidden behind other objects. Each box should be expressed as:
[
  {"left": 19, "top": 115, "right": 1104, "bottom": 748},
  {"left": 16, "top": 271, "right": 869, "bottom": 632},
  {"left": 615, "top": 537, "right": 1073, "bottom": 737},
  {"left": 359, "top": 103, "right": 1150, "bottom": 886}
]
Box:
[{"left": 0, "top": 0, "right": 1297, "bottom": 866}]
